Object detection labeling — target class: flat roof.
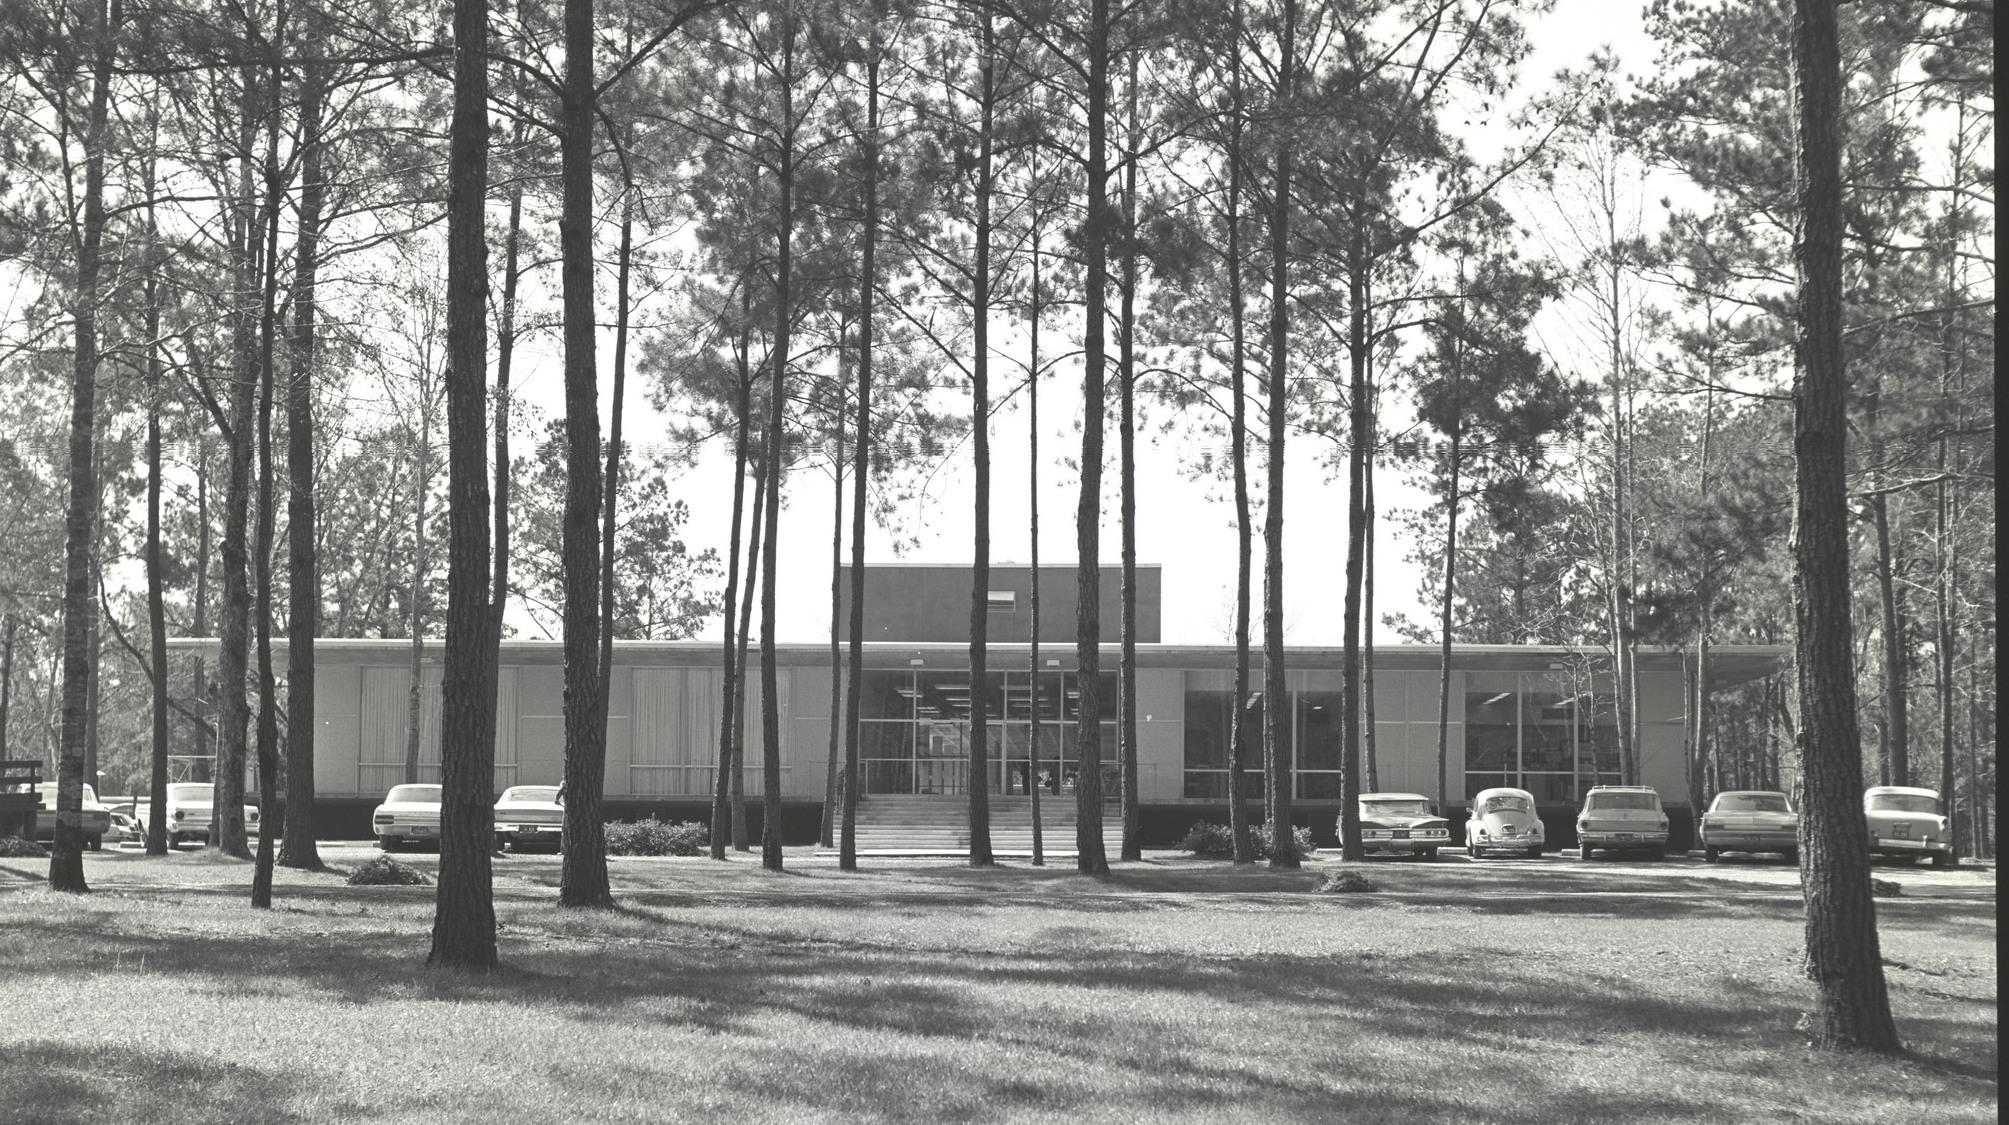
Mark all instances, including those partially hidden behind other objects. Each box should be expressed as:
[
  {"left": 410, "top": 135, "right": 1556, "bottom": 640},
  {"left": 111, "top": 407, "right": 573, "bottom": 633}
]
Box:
[{"left": 166, "top": 638, "right": 1789, "bottom": 688}]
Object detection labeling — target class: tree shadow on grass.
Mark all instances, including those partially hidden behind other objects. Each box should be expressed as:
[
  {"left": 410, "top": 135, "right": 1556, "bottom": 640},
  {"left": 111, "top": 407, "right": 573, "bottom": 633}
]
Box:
[
  {"left": 4, "top": 1041, "right": 305, "bottom": 1125},
  {"left": 4, "top": 899, "right": 1996, "bottom": 1124}
]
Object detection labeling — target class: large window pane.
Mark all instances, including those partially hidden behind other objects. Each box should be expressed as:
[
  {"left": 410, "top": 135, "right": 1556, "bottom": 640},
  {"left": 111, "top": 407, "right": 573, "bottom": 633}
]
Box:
[
  {"left": 860, "top": 670, "right": 914, "bottom": 720},
  {"left": 1299, "top": 692, "right": 1341, "bottom": 771}
]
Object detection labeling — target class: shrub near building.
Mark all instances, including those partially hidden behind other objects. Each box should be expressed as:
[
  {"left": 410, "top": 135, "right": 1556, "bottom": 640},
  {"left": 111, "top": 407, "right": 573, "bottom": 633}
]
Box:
[{"left": 604, "top": 819, "right": 709, "bottom": 857}]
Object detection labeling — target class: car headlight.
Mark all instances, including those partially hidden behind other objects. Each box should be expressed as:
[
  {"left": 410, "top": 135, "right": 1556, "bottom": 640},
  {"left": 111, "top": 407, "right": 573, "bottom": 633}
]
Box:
[{"left": 171, "top": 810, "right": 184, "bottom": 822}]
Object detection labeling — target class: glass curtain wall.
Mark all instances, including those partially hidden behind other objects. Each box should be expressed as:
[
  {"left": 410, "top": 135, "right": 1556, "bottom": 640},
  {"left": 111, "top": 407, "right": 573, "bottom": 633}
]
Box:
[
  {"left": 1182, "top": 670, "right": 1302, "bottom": 799},
  {"left": 1463, "top": 673, "right": 1621, "bottom": 803},
  {"left": 857, "top": 669, "right": 1118, "bottom": 798}
]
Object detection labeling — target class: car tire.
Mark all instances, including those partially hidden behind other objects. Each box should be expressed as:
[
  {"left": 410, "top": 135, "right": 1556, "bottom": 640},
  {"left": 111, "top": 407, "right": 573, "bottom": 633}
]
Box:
[
  {"left": 1578, "top": 843, "right": 1594, "bottom": 860},
  {"left": 1525, "top": 846, "right": 1542, "bottom": 859},
  {"left": 87, "top": 834, "right": 102, "bottom": 851},
  {"left": 1422, "top": 847, "right": 1438, "bottom": 859},
  {"left": 1649, "top": 845, "right": 1665, "bottom": 861},
  {"left": 1704, "top": 846, "right": 1720, "bottom": 863},
  {"left": 1781, "top": 848, "right": 1798, "bottom": 865},
  {"left": 495, "top": 835, "right": 510, "bottom": 853},
  {"left": 379, "top": 835, "right": 401, "bottom": 852},
  {"left": 1930, "top": 853, "right": 1950, "bottom": 868}
]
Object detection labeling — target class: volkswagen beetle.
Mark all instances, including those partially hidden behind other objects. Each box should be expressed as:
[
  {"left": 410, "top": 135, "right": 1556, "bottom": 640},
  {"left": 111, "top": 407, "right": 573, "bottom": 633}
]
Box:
[{"left": 1465, "top": 787, "right": 1544, "bottom": 858}]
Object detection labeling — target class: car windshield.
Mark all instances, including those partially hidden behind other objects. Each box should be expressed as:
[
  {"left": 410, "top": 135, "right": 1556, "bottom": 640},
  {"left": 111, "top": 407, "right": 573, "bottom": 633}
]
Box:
[
  {"left": 1715, "top": 793, "right": 1791, "bottom": 814},
  {"left": 1587, "top": 792, "right": 1659, "bottom": 811},
  {"left": 1868, "top": 793, "right": 1938, "bottom": 815},
  {"left": 168, "top": 784, "right": 210, "bottom": 802},
  {"left": 501, "top": 787, "right": 559, "bottom": 804},
  {"left": 1482, "top": 794, "right": 1530, "bottom": 814},
  {"left": 1362, "top": 799, "right": 1432, "bottom": 818},
  {"left": 385, "top": 785, "right": 443, "bottom": 804}
]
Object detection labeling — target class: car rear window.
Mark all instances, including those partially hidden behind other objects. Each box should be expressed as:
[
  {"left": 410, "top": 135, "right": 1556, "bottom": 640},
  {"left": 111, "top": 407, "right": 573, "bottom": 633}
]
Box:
[
  {"left": 1358, "top": 799, "right": 1438, "bottom": 815},
  {"left": 1587, "top": 792, "right": 1659, "bottom": 811},
  {"left": 1481, "top": 795, "right": 1530, "bottom": 814},
  {"left": 502, "top": 787, "right": 560, "bottom": 804},
  {"left": 1715, "top": 793, "right": 1790, "bottom": 814},
  {"left": 1362, "top": 799, "right": 1432, "bottom": 817},
  {"left": 386, "top": 785, "right": 443, "bottom": 804},
  {"left": 1867, "top": 793, "right": 1937, "bottom": 815},
  {"left": 168, "top": 784, "right": 210, "bottom": 801}
]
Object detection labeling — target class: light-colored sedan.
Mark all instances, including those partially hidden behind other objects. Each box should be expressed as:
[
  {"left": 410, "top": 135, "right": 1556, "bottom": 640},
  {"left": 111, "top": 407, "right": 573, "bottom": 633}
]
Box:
[
  {"left": 1864, "top": 785, "right": 1953, "bottom": 866},
  {"left": 139, "top": 783, "right": 263, "bottom": 846},
  {"left": 1466, "top": 787, "right": 1545, "bottom": 858},
  {"left": 1575, "top": 785, "right": 1670, "bottom": 860},
  {"left": 494, "top": 785, "right": 565, "bottom": 852},
  {"left": 372, "top": 783, "right": 443, "bottom": 851},
  {"left": 1699, "top": 790, "right": 1798, "bottom": 863},
  {"left": 1356, "top": 792, "right": 1451, "bottom": 858}
]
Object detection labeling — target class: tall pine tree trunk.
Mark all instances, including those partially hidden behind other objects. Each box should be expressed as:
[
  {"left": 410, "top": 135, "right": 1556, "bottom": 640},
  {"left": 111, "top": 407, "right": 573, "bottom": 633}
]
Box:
[
  {"left": 732, "top": 462, "right": 763, "bottom": 852},
  {"left": 1867, "top": 381, "right": 1906, "bottom": 787},
  {"left": 1789, "top": 0, "right": 1898, "bottom": 1052},
  {"left": 143, "top": 109, "right": 171, "bottom": 858},
  {"left": 598, "top": 196, "right": 635, "bottom": 711},
  {"left": 1073, "top": 0, "right": 1112, "bottom": 875},
  {"left": 213, "top": 58, "right": 260, "bottom": 861},
  {"left": 280, "top": 68, "right": 325, "bottom": 871},
  {"left": 403, "top": 405, "right": 430, "bottom": 786},
  {"left": 759, "top": 7, "right": 800, "bottom": 873},
  {"left": 1115, "top": 48, "right": 1141, "bottom": 864},
  {"left": 1025, "top": 199, "right": 1044, "bottom": 867},
  {"left": 1225, "top": 0, "right": 1253, "bottom": 864},
  {"left": 712, "top": 297, "right": 754, "bottom": 860},
  {"left": 967, "top": 12, "right": 996, "bottom": 867},
  {"left": 558, "top": 0, "right": 610, "bottom": 907},
  {"left": 251, "top": 60, "right": 288, "bottom": 906},
  {"left": 430, "top": 0, "right": 499, "bottom": 964},
  {"left": 1338, "top": 226, "right": 1369, "bottom": 861},
  {"left": 50, "top": 0, "right": 121, "bottom": 891},
  {"left": 840, "top": 157, "right": 873, "bottom": 868},
  {"left": 1261, "top": 0, "right": 1299, "bottom": 870},
  {"left": 823, "top": 373, "right": 845, "bottom": 851}
]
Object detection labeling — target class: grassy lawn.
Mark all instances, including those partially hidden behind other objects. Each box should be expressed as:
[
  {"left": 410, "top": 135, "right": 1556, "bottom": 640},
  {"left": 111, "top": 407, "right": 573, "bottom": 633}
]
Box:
[{"left": 0, "top": 849, "right": 1995, "bottom": 1124}]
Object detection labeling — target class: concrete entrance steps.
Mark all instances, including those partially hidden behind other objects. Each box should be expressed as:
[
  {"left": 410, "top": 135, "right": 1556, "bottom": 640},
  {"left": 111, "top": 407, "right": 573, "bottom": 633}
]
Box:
[{"left": 817, "top": 794, "right": 1124, "bottom": 856}]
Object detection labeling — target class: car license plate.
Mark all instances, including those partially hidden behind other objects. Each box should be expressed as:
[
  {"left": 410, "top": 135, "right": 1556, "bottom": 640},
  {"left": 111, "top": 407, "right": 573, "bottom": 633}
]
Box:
[
  {"left": 1393, "top": 830, "right": 1409, "bottom": 839},
  {"left": 522, "top": 825, "right": 547, "bottom": 834},
  {"left": 1892, "top": 824, "right": 1909, "bottom": 838},
  {"left": 1615, "top": 833, "right": 1635, "bottom": 840}
]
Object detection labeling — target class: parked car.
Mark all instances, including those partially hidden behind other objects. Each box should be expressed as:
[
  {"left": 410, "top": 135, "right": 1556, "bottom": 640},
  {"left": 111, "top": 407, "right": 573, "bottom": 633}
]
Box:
[
  {"left": 32, "top": 783, "right": 110, "bottom": 850},
  {"left": 1699, "top": 790, "right": 1798, "bottom": 863},
  {"left": 139, "top": 783, "right": 262, "bottom": 846},
  {"left": 1863, "top": 785, "right": 1953, "bottom": 867},
  {"left": 106, "top": 810, "right": 145, "bottom": 846},
  {"left": 1575, "top": 785, "right": 1670, "bottom": 860},
  {"left": 494, "top": 785, "right": 565, "bottom": 852},
  {"left": 1465, "top": 787, "right": 1544, "bottom": 858},
  {"left": 1356, "top": 792, "right": 1450, "bottom": 858},
  {"left": 373, "top": 784, "right": 444, "bottom": 851}
]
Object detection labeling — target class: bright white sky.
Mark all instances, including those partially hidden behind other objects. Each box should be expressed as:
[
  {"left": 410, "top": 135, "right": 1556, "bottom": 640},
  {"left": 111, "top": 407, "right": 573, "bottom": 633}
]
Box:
[{"left": 493, "top": 0, "right": 1659, "bottom": 647}]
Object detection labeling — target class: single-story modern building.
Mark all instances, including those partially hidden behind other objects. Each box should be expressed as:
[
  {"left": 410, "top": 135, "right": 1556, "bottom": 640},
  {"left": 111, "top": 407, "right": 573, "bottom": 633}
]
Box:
[{"left": 174, "top": 564, "right": 1788, "bottom": 846}]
